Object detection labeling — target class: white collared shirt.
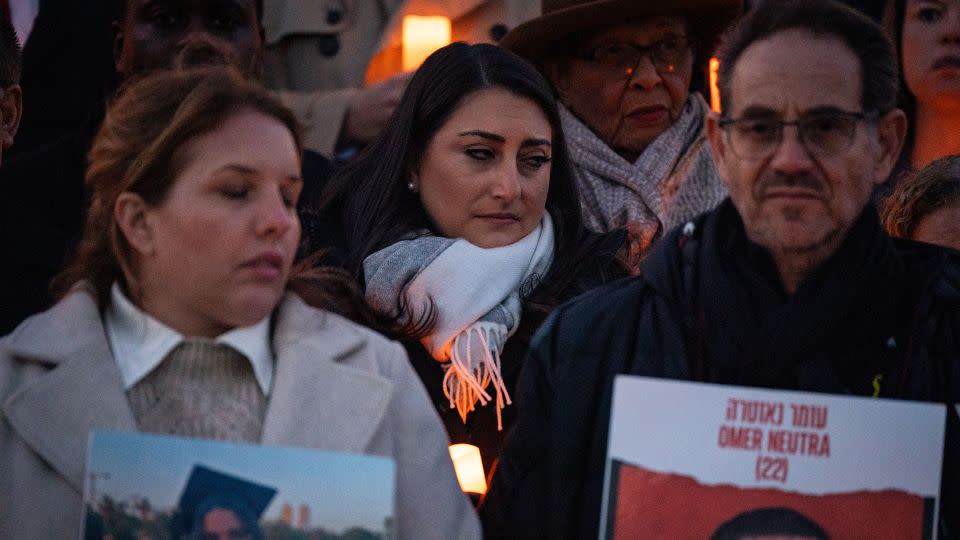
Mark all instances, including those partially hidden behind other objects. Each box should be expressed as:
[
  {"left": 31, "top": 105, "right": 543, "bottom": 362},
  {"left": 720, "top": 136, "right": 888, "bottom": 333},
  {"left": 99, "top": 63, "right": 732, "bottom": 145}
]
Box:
[{"left": 104, "top": 283, "right": 274, "bottom": 395}]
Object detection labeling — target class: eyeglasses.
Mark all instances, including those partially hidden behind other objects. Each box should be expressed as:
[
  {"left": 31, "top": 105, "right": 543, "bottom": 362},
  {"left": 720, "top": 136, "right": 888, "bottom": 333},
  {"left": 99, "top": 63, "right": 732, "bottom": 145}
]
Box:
[
  {"left": 718, "top": 110, "right": 879, "bottom": 160},
  {"left": 575, "top": 36, "right": 693, "bottom": 78}
]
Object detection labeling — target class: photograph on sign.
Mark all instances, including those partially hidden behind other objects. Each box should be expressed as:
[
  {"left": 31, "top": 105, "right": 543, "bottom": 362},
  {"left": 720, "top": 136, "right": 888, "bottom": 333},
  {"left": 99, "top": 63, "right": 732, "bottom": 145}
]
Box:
[{"left": 83, "top": 431, "right": 395, "bottom": 539}]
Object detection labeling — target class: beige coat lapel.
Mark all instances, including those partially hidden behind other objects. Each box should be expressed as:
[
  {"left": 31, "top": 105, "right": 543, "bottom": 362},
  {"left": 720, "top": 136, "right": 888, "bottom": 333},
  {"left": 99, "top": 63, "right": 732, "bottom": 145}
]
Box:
[
  {"left": 2, "top": 292, "right": 394, "bottom": 491},
  {"left": 261, "top": 295, "right": 393, "bottom": 452},
  {"left": 1, "top": 290, "right": 136, "bottom": 493}
]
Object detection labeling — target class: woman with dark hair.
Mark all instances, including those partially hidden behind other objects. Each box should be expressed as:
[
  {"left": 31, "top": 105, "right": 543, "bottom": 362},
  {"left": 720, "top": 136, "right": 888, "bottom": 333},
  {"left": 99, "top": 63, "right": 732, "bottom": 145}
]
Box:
[
  {"left": 0, "top": 68, "right": 478, "bottom": 539},
  {"left": 884, "top": 0, "right": 960, "bottom": 170},
  {"left": 313, "top": 42, "right": 629, "bottom": 473},
  {"left": 882, "top": 154, "right": 960, "bottom": 249}
]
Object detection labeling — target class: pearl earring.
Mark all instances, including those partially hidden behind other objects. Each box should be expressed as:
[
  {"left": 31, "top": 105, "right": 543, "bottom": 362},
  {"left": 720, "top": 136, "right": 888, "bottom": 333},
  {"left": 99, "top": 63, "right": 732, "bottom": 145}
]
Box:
[{"left": 407, "top": 181, "right": 417, "bottom": 192}]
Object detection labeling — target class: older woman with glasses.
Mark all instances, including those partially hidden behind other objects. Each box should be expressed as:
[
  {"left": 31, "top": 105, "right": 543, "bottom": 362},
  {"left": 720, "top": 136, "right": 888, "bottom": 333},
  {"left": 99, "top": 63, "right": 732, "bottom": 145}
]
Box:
[{"left": 502, "top": 0, "right": 742, "bottom": 256}]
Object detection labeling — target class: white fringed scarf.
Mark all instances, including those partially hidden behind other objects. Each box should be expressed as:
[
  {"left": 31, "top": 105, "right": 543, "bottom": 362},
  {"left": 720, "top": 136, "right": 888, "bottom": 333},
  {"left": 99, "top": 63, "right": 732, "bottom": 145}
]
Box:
[{"left": 363, "top": 215, "right": 555, "bottom": 429}]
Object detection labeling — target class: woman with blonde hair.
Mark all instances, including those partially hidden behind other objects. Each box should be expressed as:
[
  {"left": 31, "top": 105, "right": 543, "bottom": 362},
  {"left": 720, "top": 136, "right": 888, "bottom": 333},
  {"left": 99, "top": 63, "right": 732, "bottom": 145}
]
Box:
[{"left": 0, "top": 68, "right": 478, "bottom": 539}]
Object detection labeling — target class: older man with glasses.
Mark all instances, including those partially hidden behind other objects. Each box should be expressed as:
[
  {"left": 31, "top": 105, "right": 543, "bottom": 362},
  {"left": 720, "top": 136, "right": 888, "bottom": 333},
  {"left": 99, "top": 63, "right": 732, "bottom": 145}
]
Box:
[
  {"left": 481, "top": 1, "right": 960, "bottom": 538},
  {"left": 501, "top": 0, "right": 742, "bottom": 260}
]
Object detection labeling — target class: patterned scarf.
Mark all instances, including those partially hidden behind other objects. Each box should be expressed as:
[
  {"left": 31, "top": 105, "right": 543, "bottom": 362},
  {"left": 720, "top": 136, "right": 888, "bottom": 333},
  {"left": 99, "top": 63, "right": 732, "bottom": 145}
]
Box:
[
  {"left": 561, "top": 93, "right": 727, "bottom": 251},
  {"left": 363, "top": 216, "right": 555, "bottom": 429}
]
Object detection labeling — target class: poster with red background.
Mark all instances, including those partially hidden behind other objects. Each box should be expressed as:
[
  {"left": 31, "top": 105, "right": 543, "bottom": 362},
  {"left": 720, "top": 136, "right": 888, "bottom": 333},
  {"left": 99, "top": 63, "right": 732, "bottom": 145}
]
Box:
[{"left": 599, "top": 377, "right": 945, "bottom": 539}]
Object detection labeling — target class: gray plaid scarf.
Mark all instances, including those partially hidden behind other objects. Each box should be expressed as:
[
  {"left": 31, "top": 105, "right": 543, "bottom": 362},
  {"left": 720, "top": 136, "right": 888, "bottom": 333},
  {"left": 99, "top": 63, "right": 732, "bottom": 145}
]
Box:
[{"left": 561, "top": 93, "right": 727, "bottom": 250}]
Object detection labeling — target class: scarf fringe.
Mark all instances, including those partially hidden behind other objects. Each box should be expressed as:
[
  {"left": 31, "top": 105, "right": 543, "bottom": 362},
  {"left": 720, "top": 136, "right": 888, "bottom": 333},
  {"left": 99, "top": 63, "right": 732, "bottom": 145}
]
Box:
[
  {"left": 441, "top": 323, "right": 513, "bottom": 431},
  {"left": 364, "top": 216, "right": 554, "bottom": 431}
]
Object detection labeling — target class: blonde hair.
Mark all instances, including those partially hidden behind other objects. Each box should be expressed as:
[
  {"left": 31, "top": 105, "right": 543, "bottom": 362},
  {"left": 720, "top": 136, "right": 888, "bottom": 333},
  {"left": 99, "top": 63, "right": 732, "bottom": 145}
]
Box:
[{"left": 53, "top": 68, "right": 302, "bottom": 306}]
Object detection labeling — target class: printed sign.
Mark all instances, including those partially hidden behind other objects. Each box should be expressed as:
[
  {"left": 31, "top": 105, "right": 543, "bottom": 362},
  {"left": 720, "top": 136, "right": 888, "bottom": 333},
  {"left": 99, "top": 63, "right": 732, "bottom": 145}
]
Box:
[
  {"left": 600, "top": 376, "right": 946, "bottom": 539},
  {"left": 83, "top": 431, "right": 395, "bottom": 539}
]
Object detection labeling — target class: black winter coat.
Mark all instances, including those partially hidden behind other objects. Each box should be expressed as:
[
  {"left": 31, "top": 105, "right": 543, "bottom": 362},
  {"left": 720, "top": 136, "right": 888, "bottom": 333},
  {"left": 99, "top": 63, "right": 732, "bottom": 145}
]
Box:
[{"left": 481, "top": 202, "right": 960, "bottom": 539}]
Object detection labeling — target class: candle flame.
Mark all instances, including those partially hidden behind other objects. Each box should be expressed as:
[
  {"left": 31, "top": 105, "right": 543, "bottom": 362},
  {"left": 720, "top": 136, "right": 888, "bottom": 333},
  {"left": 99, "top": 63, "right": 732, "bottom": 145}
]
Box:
[{"left": 449, "top": 444, "right": 487, "bottom": 495}]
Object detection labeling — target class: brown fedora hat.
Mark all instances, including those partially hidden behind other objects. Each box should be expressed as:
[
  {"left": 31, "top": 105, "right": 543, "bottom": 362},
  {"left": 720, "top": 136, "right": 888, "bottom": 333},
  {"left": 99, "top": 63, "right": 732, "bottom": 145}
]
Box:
[{"left": 501, "top": 0, "right": 743, "bottom": 62}]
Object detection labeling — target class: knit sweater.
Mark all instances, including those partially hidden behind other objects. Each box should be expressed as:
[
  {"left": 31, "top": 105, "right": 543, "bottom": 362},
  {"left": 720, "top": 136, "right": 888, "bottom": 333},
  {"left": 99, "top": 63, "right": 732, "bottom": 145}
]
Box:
[{"left": 126, "top": 341, "right": 267, "bottom": 442}]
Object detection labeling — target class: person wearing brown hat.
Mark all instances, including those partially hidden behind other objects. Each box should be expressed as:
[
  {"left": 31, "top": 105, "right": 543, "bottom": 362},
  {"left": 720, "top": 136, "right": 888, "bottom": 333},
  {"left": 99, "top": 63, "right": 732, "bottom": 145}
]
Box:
[{"left": 502, "top": 0, "right": 742, "bottom": 258}]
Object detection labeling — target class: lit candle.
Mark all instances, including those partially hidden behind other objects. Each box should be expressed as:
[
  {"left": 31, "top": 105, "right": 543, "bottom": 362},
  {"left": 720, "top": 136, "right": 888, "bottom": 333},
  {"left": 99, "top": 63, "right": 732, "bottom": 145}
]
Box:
[
  {"left": 709, "top": 57, "right": 722, "bottom": 113},
  {"left": 402, "top": 15, "right": 452, "bottom": 72},
  {"left": 448, "top": 444, "right": 487, "bottom": 495}
]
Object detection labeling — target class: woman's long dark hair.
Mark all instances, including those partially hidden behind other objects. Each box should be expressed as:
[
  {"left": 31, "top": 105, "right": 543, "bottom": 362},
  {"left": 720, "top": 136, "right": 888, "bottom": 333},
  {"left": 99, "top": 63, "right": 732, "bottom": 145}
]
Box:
[
  {"left": 312, "top": 42, "right": 623, "bottom": 338},
  {"left": 883, "top": 0, "right": 916, "bottom": 170}
]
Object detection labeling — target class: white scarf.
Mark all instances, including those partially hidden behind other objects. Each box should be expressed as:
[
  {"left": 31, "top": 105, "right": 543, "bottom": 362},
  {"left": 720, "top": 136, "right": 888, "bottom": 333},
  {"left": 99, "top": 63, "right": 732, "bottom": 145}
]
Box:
[{"left": 363, "top": 215, "right": 555, "bottom": 429}]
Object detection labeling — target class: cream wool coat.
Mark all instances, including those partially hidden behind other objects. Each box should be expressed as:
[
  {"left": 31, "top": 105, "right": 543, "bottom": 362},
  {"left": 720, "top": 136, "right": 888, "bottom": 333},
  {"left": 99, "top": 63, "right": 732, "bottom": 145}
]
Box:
[{"left": 0, "top": 289, "right": 480, "bottom": 540}]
